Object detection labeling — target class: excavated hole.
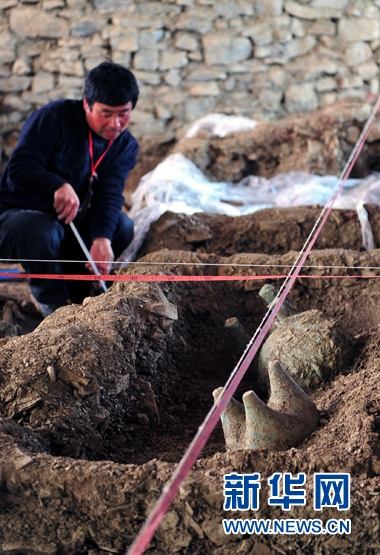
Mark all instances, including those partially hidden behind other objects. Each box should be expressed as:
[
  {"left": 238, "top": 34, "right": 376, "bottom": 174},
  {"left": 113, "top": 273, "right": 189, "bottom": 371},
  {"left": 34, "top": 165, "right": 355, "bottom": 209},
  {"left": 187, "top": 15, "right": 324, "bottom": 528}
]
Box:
[
  {"left": 3, "top": 245, "right": 380, "bottom": 554},
  {"left": 0, "top": 277, "right": 271, "bottom": 466},
  {"left": 109, "top": 280, "right": 268, "bottom": 465},
  {"left": 1, "top": 247, "right": 377, "bottom": 469},
  {"left": 83, "top": 248, "right": 380, "bottom": 465}
]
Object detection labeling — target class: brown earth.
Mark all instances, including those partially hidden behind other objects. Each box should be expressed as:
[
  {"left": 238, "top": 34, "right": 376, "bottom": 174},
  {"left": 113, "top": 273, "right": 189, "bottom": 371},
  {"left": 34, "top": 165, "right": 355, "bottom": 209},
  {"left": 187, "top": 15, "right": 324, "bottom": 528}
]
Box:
[
  {"left": 2, "top": 98, "right": 380, "bottom": 554},
  {"left": 138, "top": 205, "right": 380, "bottom": 259},
  {"left": 173, "top": 96, "right": 380, "bottom": 182},
  {"left": 2, "top": 246, "right": 380, "bottom": 554}
]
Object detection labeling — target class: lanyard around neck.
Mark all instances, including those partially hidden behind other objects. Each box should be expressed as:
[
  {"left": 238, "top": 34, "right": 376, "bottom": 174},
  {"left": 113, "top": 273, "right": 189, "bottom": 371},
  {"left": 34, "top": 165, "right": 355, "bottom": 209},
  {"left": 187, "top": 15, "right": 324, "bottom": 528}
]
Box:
[
  {"left": 76, "top": 130, "right": 113, "bottom": 222},
  {"left": 88, "top": 129, "right": 113, "bottom": 184}
]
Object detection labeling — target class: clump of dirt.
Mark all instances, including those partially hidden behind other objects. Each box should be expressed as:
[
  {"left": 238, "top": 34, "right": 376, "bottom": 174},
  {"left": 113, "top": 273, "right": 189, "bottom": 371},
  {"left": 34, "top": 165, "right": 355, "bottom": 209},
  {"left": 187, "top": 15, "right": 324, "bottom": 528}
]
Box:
[{"left": 0, "top": 251, "right": 264, "bottom": 465}]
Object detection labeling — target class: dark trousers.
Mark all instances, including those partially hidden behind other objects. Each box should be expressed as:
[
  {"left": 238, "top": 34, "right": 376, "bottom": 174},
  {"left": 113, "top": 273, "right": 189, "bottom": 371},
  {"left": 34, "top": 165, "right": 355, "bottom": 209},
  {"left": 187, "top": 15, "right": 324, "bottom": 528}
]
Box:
[{"left": 0, "top": 209, "right": 134, "bottom": 305}]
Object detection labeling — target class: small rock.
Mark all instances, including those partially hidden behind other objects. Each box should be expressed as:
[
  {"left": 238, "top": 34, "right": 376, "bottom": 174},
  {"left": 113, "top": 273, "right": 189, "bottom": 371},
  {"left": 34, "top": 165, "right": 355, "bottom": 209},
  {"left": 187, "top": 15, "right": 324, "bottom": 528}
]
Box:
[
  {"left": 136, "top": 378, "right": 160, "bottom": 421},
  {"left": 3, "top": 300, "right": 24, "bottom": 323},
  {"left": 0, "top": 321, "right": 19, "bottom": 338},
  {"left": 137, "top": 413, "right": 150, "bottom": 426},
  {"left": 147, "top": 325, "right": 165, "bottom": 340},
  {"left": 185, "top": 231, "right": 212, "bottom": 243},
  {"left": 90, "top": 408, "right": 110, "bottom": 424},
  {"left": 57, "top": 368, "right": 89, "bottom": 387},
  {"left": 0, "top": 337, "right": 11, "bottom": 346},
  {"left": 12, "top": 447, "right": 33, "bottom": 470},
  {"left": 47, "top": 365, "right": 56, "bottom": 382},
  {"left": 144, "top": 302, "right": 178, "bottom": 320},
  {"left": 15, "top": 393, "right": 42, "bottom": 414},
  {"left": 202, "top": 518, "right": 234, "bottom": 545},
  {"left": 124, "top": 362, "right": 134, "bottom": 374}
]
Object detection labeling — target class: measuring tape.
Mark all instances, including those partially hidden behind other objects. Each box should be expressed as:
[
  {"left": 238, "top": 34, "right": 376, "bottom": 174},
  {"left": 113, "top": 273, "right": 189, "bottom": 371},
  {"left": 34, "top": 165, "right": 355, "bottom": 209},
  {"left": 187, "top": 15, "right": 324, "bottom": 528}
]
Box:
[{"left": 1, "top": 272, "right": 380, "bottom": 281}]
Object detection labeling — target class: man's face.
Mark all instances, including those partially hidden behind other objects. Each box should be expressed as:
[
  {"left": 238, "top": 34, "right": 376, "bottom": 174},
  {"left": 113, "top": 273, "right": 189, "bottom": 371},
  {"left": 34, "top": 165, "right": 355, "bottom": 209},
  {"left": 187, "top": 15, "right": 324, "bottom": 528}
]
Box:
[{"left": 83, "top": 98, "right": 133, "bottom": 140}]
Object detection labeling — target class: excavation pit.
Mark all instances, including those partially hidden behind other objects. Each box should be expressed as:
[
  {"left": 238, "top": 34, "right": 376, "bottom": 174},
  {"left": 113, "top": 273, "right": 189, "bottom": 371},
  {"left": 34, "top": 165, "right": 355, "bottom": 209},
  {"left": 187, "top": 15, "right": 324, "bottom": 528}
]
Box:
[
  {"left": 4, "top": 96, "right": 380, "bottom": 553},
  {"left": 2, "top": 244, "right": 377, "bottom": 467},
  {"left": 2, "top": 224, "right": 380, "bottom": 553}
]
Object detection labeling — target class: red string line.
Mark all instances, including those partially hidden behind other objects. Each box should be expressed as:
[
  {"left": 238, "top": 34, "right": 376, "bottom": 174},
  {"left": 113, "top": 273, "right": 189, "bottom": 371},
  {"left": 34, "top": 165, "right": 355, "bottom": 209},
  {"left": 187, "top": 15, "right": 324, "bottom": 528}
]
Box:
[{"left": 1, "top": 272, "right": 380, "bottom": 281}]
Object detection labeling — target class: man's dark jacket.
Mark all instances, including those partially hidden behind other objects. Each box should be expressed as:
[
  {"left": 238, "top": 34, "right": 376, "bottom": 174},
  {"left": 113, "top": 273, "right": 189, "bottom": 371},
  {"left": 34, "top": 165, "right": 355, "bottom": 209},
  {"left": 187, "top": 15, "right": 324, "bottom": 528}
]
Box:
[{"left": 0, "top": 99, "right": 139, "bottom": 241}]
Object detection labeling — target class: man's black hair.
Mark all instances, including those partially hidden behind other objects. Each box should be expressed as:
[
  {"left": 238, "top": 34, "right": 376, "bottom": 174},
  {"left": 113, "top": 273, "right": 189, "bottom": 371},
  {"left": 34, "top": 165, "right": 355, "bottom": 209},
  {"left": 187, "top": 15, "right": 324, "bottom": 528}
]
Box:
[{"left": 84, "top": 61, "right": 139, "bottom": 109}]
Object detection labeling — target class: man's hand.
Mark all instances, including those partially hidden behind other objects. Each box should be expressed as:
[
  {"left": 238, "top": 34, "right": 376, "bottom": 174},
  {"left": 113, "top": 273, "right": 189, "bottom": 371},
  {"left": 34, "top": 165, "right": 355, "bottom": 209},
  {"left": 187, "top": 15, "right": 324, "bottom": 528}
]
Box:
[
  {"left": 54, "top": 183, "right": 80, "bottom": 224},
  {"left": 87, "top": 238, "right": 114, "bottom": 275}
]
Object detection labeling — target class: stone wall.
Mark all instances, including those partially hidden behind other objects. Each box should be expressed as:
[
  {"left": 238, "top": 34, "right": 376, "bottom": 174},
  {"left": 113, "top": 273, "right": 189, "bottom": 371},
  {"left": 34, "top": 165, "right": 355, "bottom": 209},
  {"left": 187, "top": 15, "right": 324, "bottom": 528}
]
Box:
[{"left": 1, "top": 0, "right": 380, "bottom": 164}]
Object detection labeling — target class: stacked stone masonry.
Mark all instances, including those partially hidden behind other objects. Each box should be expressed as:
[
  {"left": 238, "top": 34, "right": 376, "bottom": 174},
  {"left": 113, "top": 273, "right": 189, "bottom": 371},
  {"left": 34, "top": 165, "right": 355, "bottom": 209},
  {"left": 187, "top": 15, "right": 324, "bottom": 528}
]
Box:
[{"left": 0, "top": 0, "right": 380, "bottom": 163}]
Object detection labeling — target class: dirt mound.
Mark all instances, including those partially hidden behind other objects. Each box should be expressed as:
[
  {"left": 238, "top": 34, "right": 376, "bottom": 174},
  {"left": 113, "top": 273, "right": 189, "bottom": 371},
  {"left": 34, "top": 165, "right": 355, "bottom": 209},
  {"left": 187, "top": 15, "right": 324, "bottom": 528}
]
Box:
[
  {"left": 139, "top": 205, "right": 380, "bottom": 259},
  {"left": 173, "top": 97, "right": 380, "bottom": 182}
]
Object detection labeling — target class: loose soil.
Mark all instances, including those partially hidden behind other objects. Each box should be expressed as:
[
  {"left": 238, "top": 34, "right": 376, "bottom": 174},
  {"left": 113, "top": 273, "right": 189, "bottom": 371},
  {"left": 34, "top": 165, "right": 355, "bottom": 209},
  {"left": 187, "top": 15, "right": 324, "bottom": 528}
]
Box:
[
  {"left": 2, "top": 98, "right": 380, "bottom": 554},
  {"left": 2, "top": 245, "right": 380, "bottom": 554}
]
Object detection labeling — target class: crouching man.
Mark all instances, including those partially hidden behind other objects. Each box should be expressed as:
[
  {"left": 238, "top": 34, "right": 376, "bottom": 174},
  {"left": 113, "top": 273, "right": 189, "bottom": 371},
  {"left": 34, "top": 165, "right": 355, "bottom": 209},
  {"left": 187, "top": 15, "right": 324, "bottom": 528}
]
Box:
[{"left": 0, "top": 61, "right": 139, "bottom": 316}]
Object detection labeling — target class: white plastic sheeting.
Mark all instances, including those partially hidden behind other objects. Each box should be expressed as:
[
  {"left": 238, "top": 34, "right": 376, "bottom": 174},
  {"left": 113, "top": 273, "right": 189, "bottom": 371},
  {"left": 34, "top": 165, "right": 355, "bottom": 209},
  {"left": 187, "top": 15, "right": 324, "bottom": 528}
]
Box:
[
  {"left": 118, "top": 152, "right": 380, "bottom": 263},
  {"left": 183, "top": 112, "right": 260, "bottom": 138}
]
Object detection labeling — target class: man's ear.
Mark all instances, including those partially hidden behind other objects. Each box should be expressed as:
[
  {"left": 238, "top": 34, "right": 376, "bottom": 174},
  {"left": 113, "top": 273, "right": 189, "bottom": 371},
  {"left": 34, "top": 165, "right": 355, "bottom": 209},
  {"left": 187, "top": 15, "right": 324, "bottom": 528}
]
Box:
[{"left": 83, "top": 97, "right": 91, "bottom": 112}]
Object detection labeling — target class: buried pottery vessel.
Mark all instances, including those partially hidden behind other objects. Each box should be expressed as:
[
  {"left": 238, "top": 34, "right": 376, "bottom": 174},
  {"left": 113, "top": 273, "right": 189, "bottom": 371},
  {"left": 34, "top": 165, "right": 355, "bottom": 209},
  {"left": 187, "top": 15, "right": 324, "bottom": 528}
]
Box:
[
  {"left": 258, "top": 283, "right": 298, "bottom": 327},
  {"left": 257, "top": 285, "right": 355, "bottom": 392},
  {"left": 258, "top": 309, "right": 355, "bottom": 392},
  {"left": 213, "top": 360, "right": 319, "bottom": 452}
]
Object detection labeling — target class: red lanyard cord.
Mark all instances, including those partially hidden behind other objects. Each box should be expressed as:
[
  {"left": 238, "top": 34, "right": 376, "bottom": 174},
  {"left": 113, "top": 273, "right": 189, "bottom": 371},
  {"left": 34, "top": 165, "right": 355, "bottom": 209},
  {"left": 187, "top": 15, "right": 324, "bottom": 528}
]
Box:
[
  {"left": 88, "top": 129, "right": 113, "bottom": 184},
  {"left": 76, "top": 130, "right": 113, "bottom": 222}
]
